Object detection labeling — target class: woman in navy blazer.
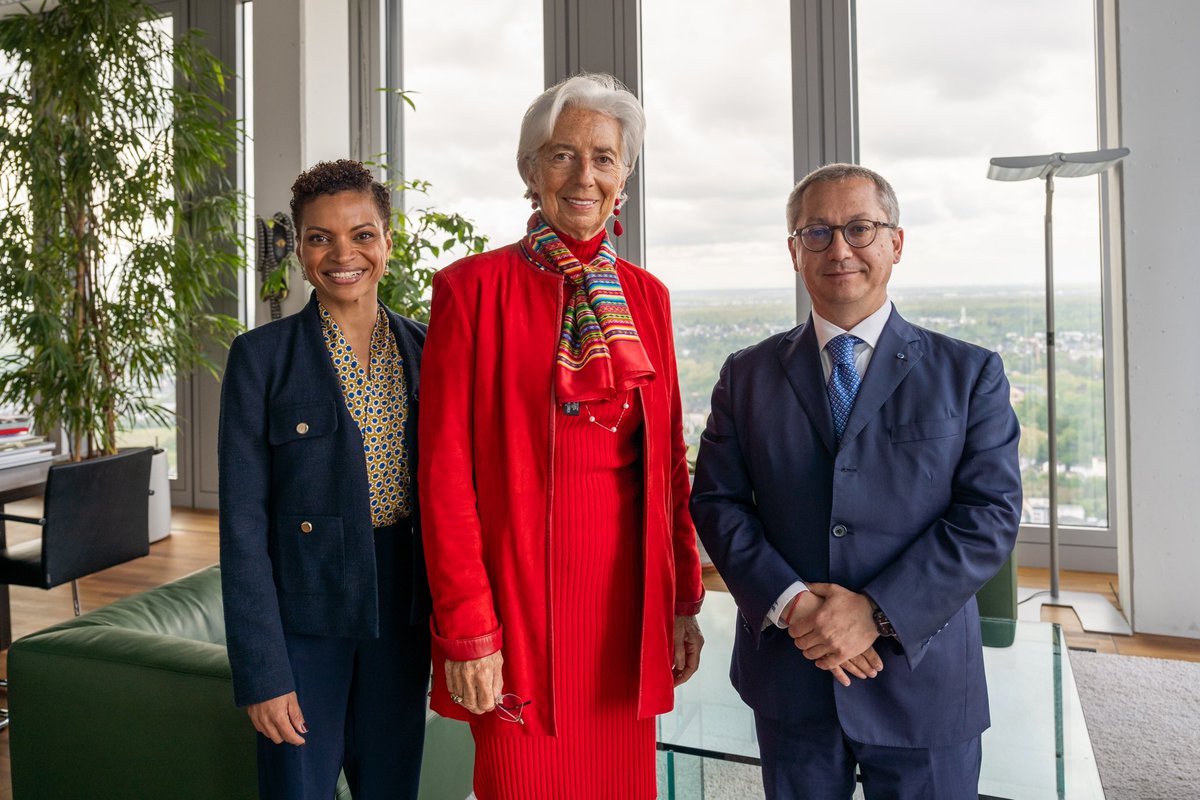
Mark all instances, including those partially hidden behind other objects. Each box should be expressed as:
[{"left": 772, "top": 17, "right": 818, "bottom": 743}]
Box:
[{"left": 219, "top": 160, "right": 430, "bottom": 800}]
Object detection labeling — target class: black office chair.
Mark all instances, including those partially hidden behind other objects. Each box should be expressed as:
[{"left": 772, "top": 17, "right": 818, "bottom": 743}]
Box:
[{"left": 0, "top": 447, "right": 154, "bottom": 731}]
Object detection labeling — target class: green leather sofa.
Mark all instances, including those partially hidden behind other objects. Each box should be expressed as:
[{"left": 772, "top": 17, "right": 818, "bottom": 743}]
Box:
[
  {"left": 6, "top": 565, "right": 474, "bottom": 800},
  {"left": 976, "top": 550, "right": 1018, "bottom": 648},
  {"left": 976, "top": 552, "right": 1018, "bottom": 622}
]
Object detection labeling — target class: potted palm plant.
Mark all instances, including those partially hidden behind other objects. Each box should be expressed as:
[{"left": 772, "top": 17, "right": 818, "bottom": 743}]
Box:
[{"left": 0, "top": 0, "right": 244, "bottom": 471}]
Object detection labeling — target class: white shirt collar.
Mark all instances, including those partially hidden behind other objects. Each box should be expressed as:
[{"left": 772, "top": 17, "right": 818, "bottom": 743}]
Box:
[{"left": 811, "top": 299, "right": 893, "bottom": 353}]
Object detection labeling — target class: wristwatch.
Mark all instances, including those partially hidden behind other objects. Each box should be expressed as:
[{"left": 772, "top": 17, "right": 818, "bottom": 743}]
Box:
[{"left": 872, "top": 607, "right": 896, "bottom": 638}]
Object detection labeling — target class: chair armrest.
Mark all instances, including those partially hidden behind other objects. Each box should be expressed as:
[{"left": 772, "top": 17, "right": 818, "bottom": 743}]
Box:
[
  {"left": 0, "top": 512, "right": 43, "bottom": 525},
  {"left": 32, "top": 564, "right": 227, "bottom": 644},
  {"left": 11, "top": 626, "right": 232, "bottom": 678}
]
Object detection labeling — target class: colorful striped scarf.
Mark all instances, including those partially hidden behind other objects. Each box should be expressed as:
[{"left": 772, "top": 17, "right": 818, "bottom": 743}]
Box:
[{"left": 524, "top": 217, "right": 655, "bottom": 402}]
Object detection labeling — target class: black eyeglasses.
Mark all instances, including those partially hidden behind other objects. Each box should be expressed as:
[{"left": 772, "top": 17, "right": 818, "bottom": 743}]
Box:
[{"left": 790, "top": 219, "right": 897, "bottom": 252}]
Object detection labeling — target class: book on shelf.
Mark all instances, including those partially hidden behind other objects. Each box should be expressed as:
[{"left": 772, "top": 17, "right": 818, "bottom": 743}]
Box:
[
  {"left": 0, "top": 448, "right": 53, "bottom": 469},
  {"left": 0, "top": 416, "right": 54, "bottom": 468},
  {"left": 0, "top": 437, "right": 54, "bottom": 462},
  {"left": 0, "top": 415, "right": 33, "bottom": 437},
  {"left": 0, "top": 434, "right": 47, "bottom": 451}
]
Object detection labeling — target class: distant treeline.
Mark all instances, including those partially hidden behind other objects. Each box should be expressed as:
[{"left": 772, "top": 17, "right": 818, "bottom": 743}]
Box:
[{"left": 672, "top": 286, "right": 1109, "bottom": 525}]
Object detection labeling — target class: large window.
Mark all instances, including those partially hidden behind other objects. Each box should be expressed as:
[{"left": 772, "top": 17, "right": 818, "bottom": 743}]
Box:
[
  {"left": 2, "top": 11, "right": 182, "bottom": 474},
  {"left": 642, "top": 0, "right": 794, "bottom": 451},
  {"left": 379, "top": 0, "right": 1118, "bottom": 563},
  {"left": 110, "top": 12, "right": 181, "bottom": 478},
  {"left": 240, "top": 0, "right": 256, "bottom": 326},
  {"left": 856, "top": 0, "right": 1110, "bottom": 531},
  {"left": 0, "top": 52, "right": 20, "bottom": 420},
  {"left": 400, "top": 0, "right": 543, "bottom": 248}
]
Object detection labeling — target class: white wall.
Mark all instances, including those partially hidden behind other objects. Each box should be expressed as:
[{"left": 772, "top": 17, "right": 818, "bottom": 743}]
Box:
[
  {"left": 252, "top": 0, "right": 350, "bottom": 324},
  {"left": 1119, "top": 0, "right": 1200, "bottom": 638}
]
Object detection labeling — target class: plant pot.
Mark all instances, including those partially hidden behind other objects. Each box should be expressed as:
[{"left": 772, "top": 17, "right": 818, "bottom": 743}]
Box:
[{"left": 148, "top": 448, "right": 171, "bottom": 543}]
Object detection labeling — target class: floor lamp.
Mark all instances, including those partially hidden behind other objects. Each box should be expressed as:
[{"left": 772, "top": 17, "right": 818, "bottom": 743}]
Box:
[{"left": 987, "top": 147, "right": 1131, "bottom": 635}]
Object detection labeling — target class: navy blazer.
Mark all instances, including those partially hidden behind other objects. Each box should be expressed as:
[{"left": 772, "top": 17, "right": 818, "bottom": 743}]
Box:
[
  {"left": 690, "top": 307, "right": 1021, "bottom": 749},
  {"left": 218, "top": 293, "right": 429, "bottom": 707}
]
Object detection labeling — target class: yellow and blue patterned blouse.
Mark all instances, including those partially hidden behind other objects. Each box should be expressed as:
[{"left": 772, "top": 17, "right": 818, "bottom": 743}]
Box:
[{"left": 318, "top": 302, "right": 412, "bottom": 526}]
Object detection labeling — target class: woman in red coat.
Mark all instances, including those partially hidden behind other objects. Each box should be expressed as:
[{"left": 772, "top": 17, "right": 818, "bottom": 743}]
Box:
[{"left": 418, "top": 73, "right": 705, "bottom": 799}]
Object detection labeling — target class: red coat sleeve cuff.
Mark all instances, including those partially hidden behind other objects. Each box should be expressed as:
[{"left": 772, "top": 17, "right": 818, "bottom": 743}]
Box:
[
  {"left": 430, "top": 622, "right": 503, "bottom": 661},
  {"left": 675, "top": 589, "right": 705, "bottom": 617}
]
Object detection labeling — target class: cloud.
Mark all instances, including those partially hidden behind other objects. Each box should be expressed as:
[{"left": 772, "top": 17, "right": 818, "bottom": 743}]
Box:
[
  {"left": 834, "top": 0, "right": 1105, "bottom": 288},
  {"left": 399, "top": 3, "right": 544, "bottom": 250},
  {"left": 641, "top": 0, "right": 793, "bottom": 258}
]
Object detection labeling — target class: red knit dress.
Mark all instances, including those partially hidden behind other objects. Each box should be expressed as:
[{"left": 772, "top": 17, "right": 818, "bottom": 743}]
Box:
[{"left": 471, "top": 238, "right": 656, "bottom": 799}]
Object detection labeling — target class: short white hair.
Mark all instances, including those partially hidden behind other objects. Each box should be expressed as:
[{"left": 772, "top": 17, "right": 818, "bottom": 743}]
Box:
[
  {"left": 516, "top": 73, "right": 645, "bottom": 200},
  {"left": 785, "top": 163, "right": 901, "bottom": 231}
]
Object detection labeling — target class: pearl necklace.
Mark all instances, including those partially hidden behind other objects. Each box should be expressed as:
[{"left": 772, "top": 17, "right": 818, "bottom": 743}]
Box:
[{"left": 583, "top": 392, "right": 631, "bottom": 433}]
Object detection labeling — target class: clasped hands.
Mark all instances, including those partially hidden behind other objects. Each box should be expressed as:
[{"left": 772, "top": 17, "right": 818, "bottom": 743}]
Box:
[{"left": 785, "top": 582, "right": 883, "bottom": 687}]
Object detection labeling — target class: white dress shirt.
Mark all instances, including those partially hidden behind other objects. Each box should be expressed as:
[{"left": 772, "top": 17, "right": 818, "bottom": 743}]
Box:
[{"left": 764, "top": 300, "right": 894, "bottom": 629}]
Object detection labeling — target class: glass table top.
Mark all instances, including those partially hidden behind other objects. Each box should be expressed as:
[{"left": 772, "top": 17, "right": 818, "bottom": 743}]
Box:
[{"left": 657, "top": 590, "right": 1105, "bottom": 800}]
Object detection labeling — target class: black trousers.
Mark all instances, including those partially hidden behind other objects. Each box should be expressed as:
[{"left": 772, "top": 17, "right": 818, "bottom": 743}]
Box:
[
  {"left": 755, "top": 712, "right": 982, "bottom": 800},
  {"left": 257, "top": 521, "right": 432, "bottom": 800}
]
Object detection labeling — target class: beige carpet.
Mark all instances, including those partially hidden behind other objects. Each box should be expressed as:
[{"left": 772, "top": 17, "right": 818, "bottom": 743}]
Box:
[{"left": 1069, "top": 649, "right": 1200, "bottom": 799}]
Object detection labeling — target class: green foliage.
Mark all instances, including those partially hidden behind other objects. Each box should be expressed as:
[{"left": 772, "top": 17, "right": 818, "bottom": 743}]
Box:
[
  {"left": 260, "top": 251, "right": 298, "bottom": 304},
  {"left": 375, "top": 177, "right": 487, "bottom": 323},
  {"left": 0, "top": 0, "right": 243, "bottom": 460}
]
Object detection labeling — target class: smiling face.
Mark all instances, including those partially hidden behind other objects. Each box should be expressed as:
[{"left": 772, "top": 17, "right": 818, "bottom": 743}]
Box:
[
  {"left": 297, "top": 190, "right": 392, "bottom": 315},
  {"left": 528, "top": 107, "right": 627, "bottom": 241},
  {"left": 789, "top": 177, "right": 904, "bottom": 330}
]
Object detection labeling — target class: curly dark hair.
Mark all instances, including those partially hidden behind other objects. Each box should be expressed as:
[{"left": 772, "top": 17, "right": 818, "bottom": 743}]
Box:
[{"left": 290, "top": 159, "right": 391, "bottom": 231}]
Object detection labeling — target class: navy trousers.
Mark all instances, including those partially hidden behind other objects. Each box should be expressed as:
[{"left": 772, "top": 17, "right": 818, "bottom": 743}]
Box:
[
  {"left": 755, "top": 713, "right": 982, "bottom": 800},
  {"left": 257, "top": 521, "right": 432, "bottom": 800}
]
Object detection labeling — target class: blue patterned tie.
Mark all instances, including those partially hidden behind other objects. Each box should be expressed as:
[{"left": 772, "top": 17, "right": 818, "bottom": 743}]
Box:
[{"left": 826, "top": 334, "right": 863, "bottom": 443}]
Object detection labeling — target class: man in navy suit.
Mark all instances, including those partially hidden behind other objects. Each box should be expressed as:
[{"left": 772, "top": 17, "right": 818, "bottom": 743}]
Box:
[{"left": 690, "top": 164, "right": 1021, "bottom": 799}]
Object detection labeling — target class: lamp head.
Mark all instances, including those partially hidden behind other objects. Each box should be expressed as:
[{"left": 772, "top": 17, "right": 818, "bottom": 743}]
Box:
[{"left": 987, "top": 147, "right": 1130, "bottom": 181}]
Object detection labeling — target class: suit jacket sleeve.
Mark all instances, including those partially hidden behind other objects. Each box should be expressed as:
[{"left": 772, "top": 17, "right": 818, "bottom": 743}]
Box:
[
  {"left": 864, "top": 350, "right": 1022, "bottom": 669},
  {"left": 418, "top": 272, "right": 503, "bottom": 660},
  {"left": 690, "top": 353, "right": 803, "bottom": 634},
  {"left": 218, "top": 334, "right": 295, "bottom": 707}
]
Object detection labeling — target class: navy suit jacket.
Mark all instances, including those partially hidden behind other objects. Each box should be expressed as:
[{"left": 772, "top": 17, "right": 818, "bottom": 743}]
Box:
[
  {"left": 690, "top": 307, "right": 1021, "bottom": 748},
  {"left": 218, "top": 293, "right": 429, "bottom": 707}
]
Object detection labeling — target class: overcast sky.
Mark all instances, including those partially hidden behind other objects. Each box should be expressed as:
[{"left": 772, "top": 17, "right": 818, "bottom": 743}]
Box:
[
  {"left": 4, "top": 1, "right": 1103, "bottom": 294},
  {"left": 403, "top": 0, "right": 1102, "bottom": 293},
  {"left": 857, "top": 0, "right": 1101, "bottom": 292},
  {"left": 401, "top": 2, "right": 543, "bottom": 253}
]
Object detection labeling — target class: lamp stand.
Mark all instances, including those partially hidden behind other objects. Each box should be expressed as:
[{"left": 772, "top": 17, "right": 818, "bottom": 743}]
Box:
[{"left": 1015, "top": 172, "right": 1131, "bottom": 636}]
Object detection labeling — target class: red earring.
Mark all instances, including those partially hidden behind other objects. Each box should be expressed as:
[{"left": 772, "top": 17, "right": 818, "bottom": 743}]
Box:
[
  {"left": 528, "top": 194, "right": 541, "bottom": 230},
  {"left": 613, "top": 199, "right": 624, "bottom": 237}
]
